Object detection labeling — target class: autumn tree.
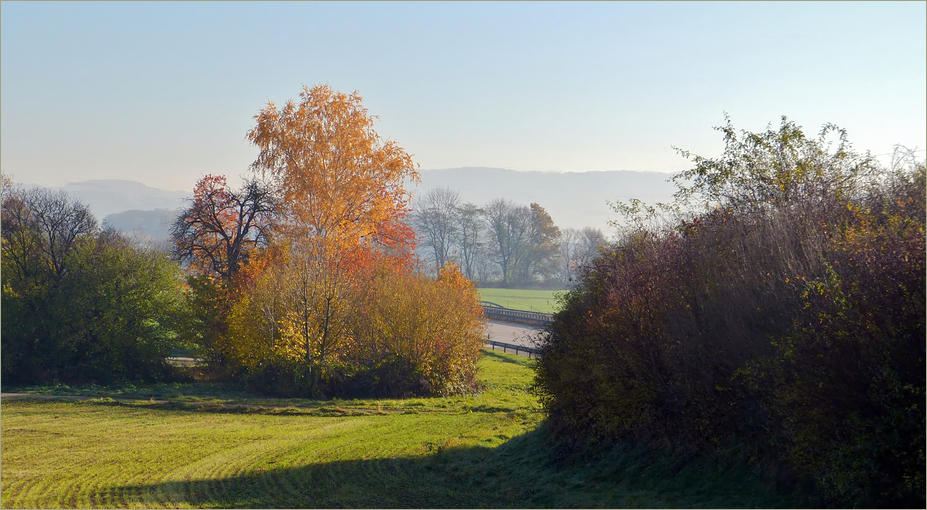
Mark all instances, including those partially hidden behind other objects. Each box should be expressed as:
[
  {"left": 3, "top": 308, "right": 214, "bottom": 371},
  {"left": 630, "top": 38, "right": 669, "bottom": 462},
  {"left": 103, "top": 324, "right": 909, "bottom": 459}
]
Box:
[
  {"left": 245, "top": 84, "right": 419, "bottom": 391},
  {"left": 169, "top": 174, "right": 276, "bottom": 367},
  {"left": 171, "top": 174, "right": 276, "bottom": 284},
  {"left": 481, "top": 199, "right": 563, "bottom": 285}
]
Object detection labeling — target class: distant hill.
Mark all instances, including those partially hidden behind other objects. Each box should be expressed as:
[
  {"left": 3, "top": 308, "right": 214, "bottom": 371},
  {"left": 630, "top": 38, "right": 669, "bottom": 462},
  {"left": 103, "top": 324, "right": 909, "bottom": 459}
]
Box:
[
  {"left": 45, "top": 180, "right": 188, "bottom": 244},
  {"left": 412, "top": 168, "right": 680, "bottom": 232},
  {"left": 60, "top": 179, "right": 189, "bottom": 219},
  {"left": 102, "top": 209, "right": 177, "bottom": 245}
]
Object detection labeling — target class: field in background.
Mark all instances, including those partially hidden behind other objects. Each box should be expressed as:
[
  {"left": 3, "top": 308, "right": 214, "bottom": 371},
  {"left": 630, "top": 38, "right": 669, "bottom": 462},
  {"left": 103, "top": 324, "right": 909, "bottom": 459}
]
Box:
[
  {"left": 476, "top": 288, "right": 562, "bottom": 314},
  {"left": 0, "top": 350, "right": 808, "bottom": 509}
]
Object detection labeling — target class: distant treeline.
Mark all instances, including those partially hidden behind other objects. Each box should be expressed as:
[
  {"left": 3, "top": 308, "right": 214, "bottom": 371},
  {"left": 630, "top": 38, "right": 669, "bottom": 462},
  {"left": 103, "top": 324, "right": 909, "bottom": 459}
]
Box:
[
  {"left": 410, "top": 189, "right": 606, "bottom": 287},
  {"left": 534, "top": 117, "right": 925, "bottom": 508}
]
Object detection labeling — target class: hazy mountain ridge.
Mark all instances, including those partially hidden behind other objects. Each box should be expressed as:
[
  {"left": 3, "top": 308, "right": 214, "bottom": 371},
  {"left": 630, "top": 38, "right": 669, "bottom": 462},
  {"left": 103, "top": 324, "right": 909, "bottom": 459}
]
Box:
[
  {"left": 102, "top": 208, "right": 177, "bottom": 245},
  {"left": 57, "top": 169, "right": 681, "bottom": 242},
  {"left": 60, "top": 179, "right": 189, "bottom": 219}
]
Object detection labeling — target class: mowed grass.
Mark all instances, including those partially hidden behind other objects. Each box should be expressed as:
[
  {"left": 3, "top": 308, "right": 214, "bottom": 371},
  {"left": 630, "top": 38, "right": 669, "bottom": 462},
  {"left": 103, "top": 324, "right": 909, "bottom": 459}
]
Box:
[
  {"left": 0, "top": 351, "right": 809, "bottom": 508},
  {"left": 476, "top": 288, "right": 562, "bottom": 314}
]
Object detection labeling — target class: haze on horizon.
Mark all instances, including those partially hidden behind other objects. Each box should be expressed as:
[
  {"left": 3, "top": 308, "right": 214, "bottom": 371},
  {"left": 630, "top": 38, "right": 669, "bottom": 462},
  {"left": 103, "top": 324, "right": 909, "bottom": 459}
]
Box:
[{"left": 2, "top": 1, "right": 925, "bottom": 193}]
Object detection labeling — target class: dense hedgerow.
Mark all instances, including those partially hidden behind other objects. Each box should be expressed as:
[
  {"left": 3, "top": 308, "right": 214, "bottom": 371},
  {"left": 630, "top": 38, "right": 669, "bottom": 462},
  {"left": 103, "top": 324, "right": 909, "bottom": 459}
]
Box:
[
  {"left": 534, "top": 117, "right": 925, "bottom": 507},
  {"left": 1, "top": 184, "right": 188, "bottom": 385}
]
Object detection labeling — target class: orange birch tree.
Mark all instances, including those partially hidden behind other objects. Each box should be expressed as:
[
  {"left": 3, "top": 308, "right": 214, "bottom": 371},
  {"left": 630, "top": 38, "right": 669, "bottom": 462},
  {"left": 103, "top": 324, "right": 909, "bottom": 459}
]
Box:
[{"left": 246, "top": 84, "right": 419, "bottom": 389}]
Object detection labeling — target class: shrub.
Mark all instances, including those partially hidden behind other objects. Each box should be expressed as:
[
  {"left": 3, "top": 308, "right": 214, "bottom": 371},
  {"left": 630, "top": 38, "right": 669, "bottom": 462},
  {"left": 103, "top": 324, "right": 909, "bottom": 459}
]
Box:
[
  {"left": 766, "top": 166, "right": 925, "bottom": 506},
  {"left": 534, "top": 118, "right": 925, "bottom": 507},
  {"left": 226, "top": 260, "right": 485, "bottom": 398},
  {"left": 1, "top": 186, "right": 188, "bottom": 384},
  {"left": 349, "top": 261, "right": 486, "bottom": 397}
]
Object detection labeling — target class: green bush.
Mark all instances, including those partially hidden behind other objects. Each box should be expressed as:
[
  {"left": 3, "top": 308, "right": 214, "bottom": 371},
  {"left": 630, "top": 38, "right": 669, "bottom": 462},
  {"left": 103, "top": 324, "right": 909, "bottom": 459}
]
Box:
[{"left": 2, "top": 186, "right": 188, "bottom": 385}]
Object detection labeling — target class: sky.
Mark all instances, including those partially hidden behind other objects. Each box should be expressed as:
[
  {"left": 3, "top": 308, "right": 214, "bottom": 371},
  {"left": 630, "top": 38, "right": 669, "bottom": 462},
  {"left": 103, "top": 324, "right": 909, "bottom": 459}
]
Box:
[{"left": 2, "top": 1, "right": 925, "bottom": 192}]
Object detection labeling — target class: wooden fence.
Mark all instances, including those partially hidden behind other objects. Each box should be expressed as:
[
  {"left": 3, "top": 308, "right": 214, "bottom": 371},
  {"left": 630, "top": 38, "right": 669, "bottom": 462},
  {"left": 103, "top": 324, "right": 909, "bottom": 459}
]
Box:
[{"left": 480, "top": 301, "right": 553, "bottom": 327}]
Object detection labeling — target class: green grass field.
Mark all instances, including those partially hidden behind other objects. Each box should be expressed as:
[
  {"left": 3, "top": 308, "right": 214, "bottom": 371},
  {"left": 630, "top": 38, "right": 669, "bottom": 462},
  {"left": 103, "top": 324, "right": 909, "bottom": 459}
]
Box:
[
  {"left": 0, "top": 351, "right": 809, "bottom": 508},
  {"left": 476, "top": 288, "right": 563, "bottom": 314}
]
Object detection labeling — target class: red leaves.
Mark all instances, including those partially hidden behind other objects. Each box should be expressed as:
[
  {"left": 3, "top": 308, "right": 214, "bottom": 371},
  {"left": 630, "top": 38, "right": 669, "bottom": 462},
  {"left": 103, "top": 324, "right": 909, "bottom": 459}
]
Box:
[{"left": 171, "top": 175, "right": 276, "bottom": 284}]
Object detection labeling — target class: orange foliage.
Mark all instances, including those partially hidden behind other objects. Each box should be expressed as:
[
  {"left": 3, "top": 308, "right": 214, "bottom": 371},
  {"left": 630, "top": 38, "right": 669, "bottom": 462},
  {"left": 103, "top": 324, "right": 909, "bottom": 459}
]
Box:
[
  {"left": 238, "top": 84, "right": 421, "bottom": 386},
  {"left": 246, "top": 83, "right": 419, "bottom": 266},
  {"left": 193, "top": 84, "right": 485, "bottom": 397},
  {"left": 349, "top": 260, "right": 486, "bottom": 396}
]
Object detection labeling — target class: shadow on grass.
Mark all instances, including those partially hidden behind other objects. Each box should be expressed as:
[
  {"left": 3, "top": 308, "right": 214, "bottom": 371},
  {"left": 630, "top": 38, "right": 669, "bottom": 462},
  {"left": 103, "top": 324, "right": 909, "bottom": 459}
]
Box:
[
  {"left": 51, "top": 396, "right": 409, "bottom": 418},
  {"left": 108, "top": 424, "right": 814, "bottom": 509},
  {"left": 480, "top": 349, "right": 535, "bottom": 366},
  {"left": 7, "top": 350, "right": 524, "bottom": 404}
]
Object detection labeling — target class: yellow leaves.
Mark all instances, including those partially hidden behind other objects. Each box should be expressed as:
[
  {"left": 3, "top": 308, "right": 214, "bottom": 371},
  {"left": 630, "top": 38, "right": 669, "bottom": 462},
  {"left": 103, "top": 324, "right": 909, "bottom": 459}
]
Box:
[
  {"left": 437, "top": 261, "right": 473, "bottom": 291},
  {"left": 233, "top": 83, "right": 424, "bottom": 370},
  {"left": 350, "top": 260, "right": 485, "bottom": 391}
]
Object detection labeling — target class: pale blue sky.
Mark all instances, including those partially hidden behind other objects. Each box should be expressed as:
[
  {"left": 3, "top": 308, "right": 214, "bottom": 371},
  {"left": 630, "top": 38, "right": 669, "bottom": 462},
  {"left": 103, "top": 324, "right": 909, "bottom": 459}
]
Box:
[{"left": 2, "top": 1, "right": 925, "bottom": 191}]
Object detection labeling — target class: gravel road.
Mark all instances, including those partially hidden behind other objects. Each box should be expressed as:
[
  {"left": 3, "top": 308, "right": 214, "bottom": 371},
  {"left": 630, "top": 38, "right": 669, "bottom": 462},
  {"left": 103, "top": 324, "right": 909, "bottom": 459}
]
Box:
[{"left": 484, "top": 319, "right": 543, "bottom": 348}]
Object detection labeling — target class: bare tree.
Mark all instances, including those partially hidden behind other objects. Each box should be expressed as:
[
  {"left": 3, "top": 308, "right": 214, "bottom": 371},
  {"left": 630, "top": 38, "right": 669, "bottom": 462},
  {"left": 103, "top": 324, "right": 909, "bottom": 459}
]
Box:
[
  {"left": 576, "top": 227, "right": 606, "bottom": 267},
  {"left": 558, "top": 227, "right": 580, "bottom": 283},
  {"left": 557, "top": 226, "right": 606, "bottom": 284},
  {"left": 454, "top": 202, "right": 484, "bottom": 280},
  {"left": 412, "top": 187, "right": 460, "bottom": 274},
  {"left": 171, "top": 175, "right": 276, "bottom": 283},
  {"left": 1, "top": 185, "right": 97, "bottom": 284},
  {"left": 483, "top": 198, "right": 532, "bottom": 285},
  {"left": 516, "top": 203, "right": 561, "bottom": 283}
]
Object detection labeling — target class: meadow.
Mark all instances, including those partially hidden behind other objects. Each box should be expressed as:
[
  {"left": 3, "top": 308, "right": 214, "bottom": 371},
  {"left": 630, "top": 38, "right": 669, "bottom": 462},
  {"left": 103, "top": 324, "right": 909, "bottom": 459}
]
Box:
[
  {"left": 476, "top": 288, "right": 562, "bottom": 314},
  {"left": 0, "top": 350, "right": 809, "bottom": 508}
]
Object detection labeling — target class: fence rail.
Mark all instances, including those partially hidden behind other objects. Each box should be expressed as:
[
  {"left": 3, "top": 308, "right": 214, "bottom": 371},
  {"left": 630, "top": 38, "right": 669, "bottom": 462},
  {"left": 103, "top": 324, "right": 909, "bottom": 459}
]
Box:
[
  {"left": 485, "top": 340, "right": 541, "bottom": 358},
  {"left": 480, "top": 301, "right": 553, "bottom": 327}
]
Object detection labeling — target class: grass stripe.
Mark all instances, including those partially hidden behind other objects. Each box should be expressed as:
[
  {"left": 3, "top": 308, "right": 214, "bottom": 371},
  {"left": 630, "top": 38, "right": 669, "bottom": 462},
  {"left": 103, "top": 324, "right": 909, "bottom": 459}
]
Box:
[{"left": 1, "top": 351, "right": 810, "bottom": 508}]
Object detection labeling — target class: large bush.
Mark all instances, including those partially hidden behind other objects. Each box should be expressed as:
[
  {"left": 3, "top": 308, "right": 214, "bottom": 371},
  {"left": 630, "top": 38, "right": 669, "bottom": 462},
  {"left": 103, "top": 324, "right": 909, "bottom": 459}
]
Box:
[
  {"left": 347, "top": 262, "right": 486, "bottom": 397},
  {"left": 534, "top": 118, "right": 925, "bottom": 507},
  {"left": 2, "top": 186, "right": 188, "bottom": 384},
  {"left": 226, "top": 260, "right": 486, "bottom": 398}
]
